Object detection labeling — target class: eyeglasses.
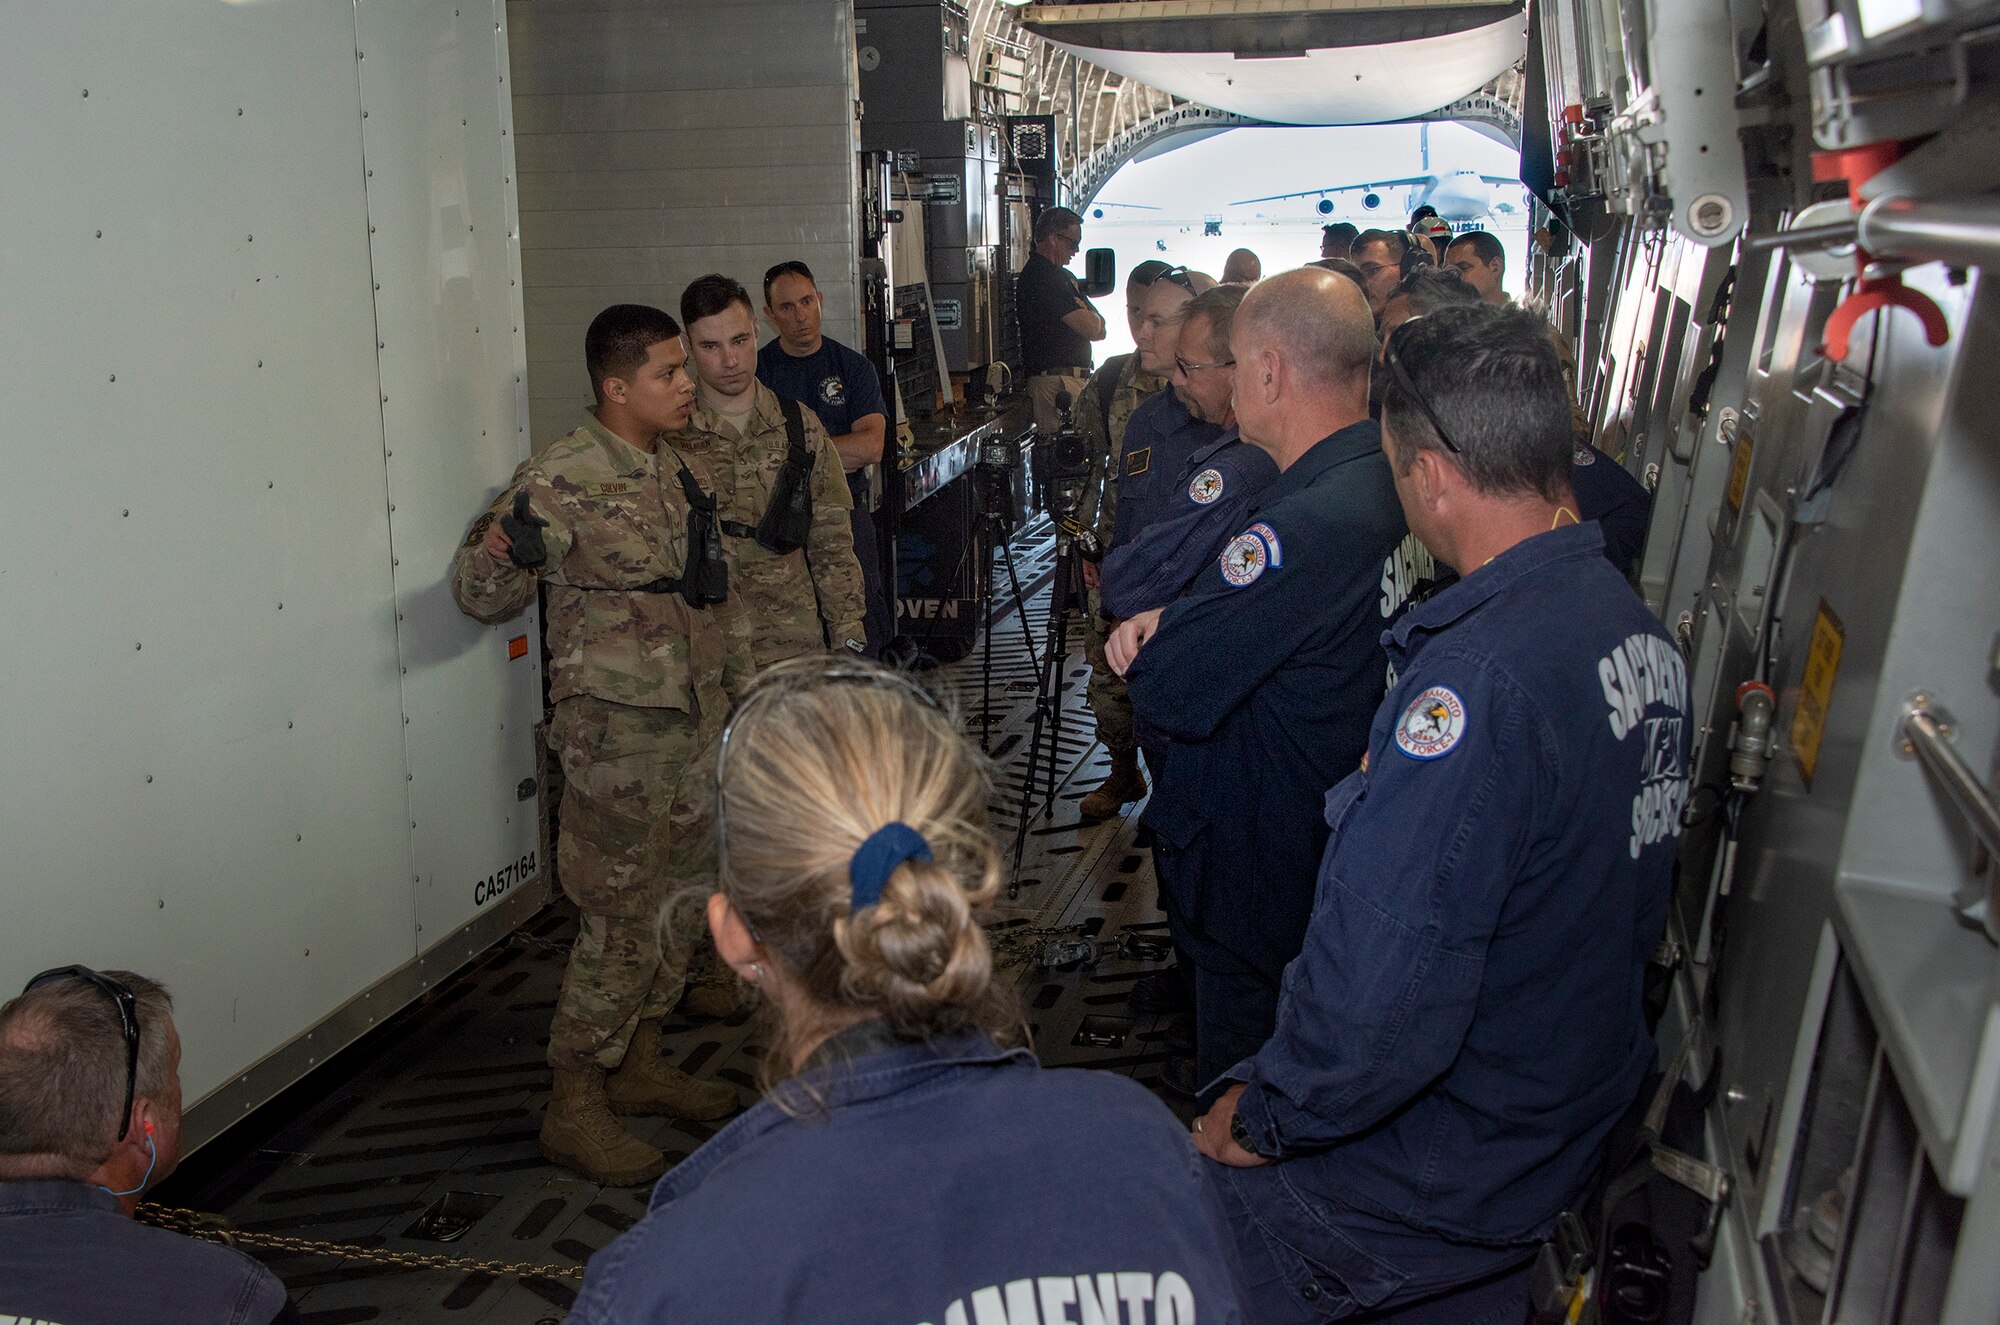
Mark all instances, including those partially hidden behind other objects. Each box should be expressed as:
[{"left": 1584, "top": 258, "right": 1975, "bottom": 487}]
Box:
[
  {"left": 713, "top": 659, "right": 946, "bottom": 919},
  {"left": 1155, "top": 265, "right": 1199, "bottom": 294},
  {"left": 1174, "top": 355, "right": 1235, "bottom": 375},
  {"left": 1355, "top": 262, "right": 1395, "bottom": 281},
  {"left": 1381, "top": 321, "right": 1464, "bottom": 456},
  {"left": 23, "top": 965, "right": 141, "bottom": 1140}
]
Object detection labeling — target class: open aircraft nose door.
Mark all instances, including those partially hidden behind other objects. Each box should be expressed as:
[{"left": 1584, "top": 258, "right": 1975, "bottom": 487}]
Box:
[{"left": 1080, "top": 247, "right": 1117, "bottom": 297}]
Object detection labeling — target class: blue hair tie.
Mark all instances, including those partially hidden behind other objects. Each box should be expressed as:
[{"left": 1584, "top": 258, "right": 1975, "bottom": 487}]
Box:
[{"left": 849, "top": 822, "right": 932, "bottom": 911}]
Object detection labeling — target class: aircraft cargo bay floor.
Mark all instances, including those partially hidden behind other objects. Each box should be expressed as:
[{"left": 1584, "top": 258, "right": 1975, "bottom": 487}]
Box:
[{"left": 160, "top": 522, "right": 1187, "bottom": 1324}]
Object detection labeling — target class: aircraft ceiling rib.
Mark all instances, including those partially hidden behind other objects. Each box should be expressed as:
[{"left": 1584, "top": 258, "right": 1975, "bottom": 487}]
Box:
[{"left": 971, "top": 0, "right": 1526, "bottom": 202}]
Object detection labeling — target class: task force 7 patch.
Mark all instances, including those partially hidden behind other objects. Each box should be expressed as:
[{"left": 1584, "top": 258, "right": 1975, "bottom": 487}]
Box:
[
  {"left": 1248, "top": 521, "right": 1283, "bottom": 566},
  {"left": 1220, "top": 530, "right": 1269, "bottom": 586},
  {"left": 1395, "top": 686, "right": 1467, "bottom": 759},
  {"left": 1188, "top": 468, "right": 1225, "bottom": 505}
]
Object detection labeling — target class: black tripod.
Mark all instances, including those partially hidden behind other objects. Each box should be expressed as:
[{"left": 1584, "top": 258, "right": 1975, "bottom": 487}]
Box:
[
  {"left": 973, "top": 464, "right": 1044, "bottom": 755},
  {"left": 1009, "top": 525, "right": 1084, "bottom": 880}
]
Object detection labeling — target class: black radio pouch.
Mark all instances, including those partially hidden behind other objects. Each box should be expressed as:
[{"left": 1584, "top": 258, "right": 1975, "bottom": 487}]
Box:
[
  {"left": 754, "top": 395, "right": 815, "bottom": 555},
  {"left": 674, "top": 462, "right": 730, "bottom": 607}
]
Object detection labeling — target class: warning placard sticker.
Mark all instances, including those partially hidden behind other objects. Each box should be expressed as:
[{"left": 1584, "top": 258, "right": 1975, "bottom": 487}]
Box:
[
  {"left": 1726, "top": 431, "right": 1755, "bottom": 513},
  {"left": 1790, "top": 601, "right": 1845, "bottom": 788}
]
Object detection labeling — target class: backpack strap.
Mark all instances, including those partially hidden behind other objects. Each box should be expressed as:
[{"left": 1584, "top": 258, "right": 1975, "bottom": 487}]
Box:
[
  {"left": 1098, "top": 352, "right": 1132, "bottom": 444},
  {"left": 779, "top": 394, "right": 810, "bottom": 469}
]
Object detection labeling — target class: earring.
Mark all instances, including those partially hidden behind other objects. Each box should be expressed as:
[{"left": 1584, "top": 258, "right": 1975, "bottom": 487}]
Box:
[{"left": 747, "top": 963, "right": 763, "bottom": 985}]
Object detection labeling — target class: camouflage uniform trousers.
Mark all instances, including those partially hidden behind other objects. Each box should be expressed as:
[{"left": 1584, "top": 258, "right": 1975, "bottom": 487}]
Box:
[
  {"left": 545, "top": 695, "right": 720, "bottom": 1072},
  {"left": 1082, "top": 587, "right": 1136, "bottom": 755}
]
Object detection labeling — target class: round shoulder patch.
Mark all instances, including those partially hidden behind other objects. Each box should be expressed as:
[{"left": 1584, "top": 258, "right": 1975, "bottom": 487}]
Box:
[
  {"left": 1248, "top": 521, "right": 1283, "bottom": 567},
  {"left": 1188, "top": 467, "right": 1225, "bottom": 505},
  {"left": 1394, "top": 686, "right": 1467, "bottom": 759},
  {"left": 1220, "top": 531, "right": 1269, "bottom": 587},
  {"left": 1573, "top": 444, "right": 1596, "bottom": 466}
]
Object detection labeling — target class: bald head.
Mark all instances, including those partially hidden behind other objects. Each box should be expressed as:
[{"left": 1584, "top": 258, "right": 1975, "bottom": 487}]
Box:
[
  {"left": 1222, "top": 248, "right": 1262, "bottom": 284},
  {"left": 1237, "top": 267, "right": 1376, "bottom": 394},
  {"left": 1230, "top": 268, "right": 1378, "bottom": 467}
]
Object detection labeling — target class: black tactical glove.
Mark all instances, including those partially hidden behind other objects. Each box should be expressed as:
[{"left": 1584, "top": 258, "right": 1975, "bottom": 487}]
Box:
[{"left": 501, "top": 491, "right": 550, "bottom": 568}]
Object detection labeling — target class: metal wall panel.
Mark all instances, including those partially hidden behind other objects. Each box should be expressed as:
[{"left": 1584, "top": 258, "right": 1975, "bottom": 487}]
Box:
[
  {"left": 0, "top": 2, "right": 411, "bottom": 1105},
  {"left": 0, "top": 0, "right": 539, "bottom": 1129},
  {"left": 353, "top": 0, "right": 545, "bottom": 952},
  {"left": 507, "top": 0, "right": 863, "bottom": 446}
]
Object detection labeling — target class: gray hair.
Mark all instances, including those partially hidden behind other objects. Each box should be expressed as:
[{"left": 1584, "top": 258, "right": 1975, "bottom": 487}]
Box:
[
  {"left": 0, "top": 970, "right": 173, "bottom": 1178},
  {"left": 1181, "top": 283, "right": 1250, "bottom": 362}
]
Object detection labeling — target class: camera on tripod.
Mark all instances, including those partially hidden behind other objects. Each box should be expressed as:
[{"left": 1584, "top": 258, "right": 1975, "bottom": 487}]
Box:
[
  {"left": 1043, "top": 389, "right": 1101, "bottom": 561},
  {"left": 972, "top": 430, "right": 1026, "bottom": 529}
]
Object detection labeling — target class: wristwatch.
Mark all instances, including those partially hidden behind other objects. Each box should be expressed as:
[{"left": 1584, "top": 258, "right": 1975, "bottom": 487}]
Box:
[{"left": 1230, "top": 1110, "right": 1262, "bottom": 1157}]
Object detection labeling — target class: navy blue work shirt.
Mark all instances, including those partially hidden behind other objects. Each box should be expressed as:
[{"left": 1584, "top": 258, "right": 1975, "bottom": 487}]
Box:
[
  {"left": 1108, "top": 389, "right": 1223, "bottom": 552},
  {"left": 0, "top": 1180, "right": 294, "bottom": 1325},
  {"left": 758, "top": 335, "right": 887, "bottom": 500},
  {"left": 1570, "top": 444, "right": 1652, "bottom": 576},
  {"left": 1229, "top": 522, "right": 1689, "bottom": 1247},
  {"left": 570, "top": 1029, "right": 1244, "bottom": 1325},
  {"left": 1099, "top": 428, "right": 1278, "bottom": 620},
  {"left": 1127, "top": 420, "right": 1426, "bottom": 980}
]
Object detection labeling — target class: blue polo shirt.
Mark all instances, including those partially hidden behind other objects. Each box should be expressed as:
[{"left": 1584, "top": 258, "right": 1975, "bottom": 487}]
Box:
[
  {"left": 1228, "top": 521, "right": 1688, "bottom": 1249},
  {"left": 570, "top": 1030, "right": 1245, "bottom": 1325},
  {"left": 1569, "top": 443, "right": 1653, "bottom": 576},
  {"left": 1126, "top": 419, "right": 1427, "bottom": 980},
  {"left": 0, "top": 1180, "right": 293, "bottom": 1325},
  {"left": 1108, "top": 389, "right": 1223, "bottom": 551},
  {"left": 1099, "top": 427, "right": 1278, "bottom": 619}
]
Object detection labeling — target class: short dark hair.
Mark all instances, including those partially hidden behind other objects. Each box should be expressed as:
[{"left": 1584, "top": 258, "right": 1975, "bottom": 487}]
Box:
[
  {"left": 585, "top": 305, "right": 682, "bottom": 399},
  {"left": 1354, "top": 228, "right": 1413, "bottom": 263},
  {"left": 0, "top": 971, "right": 173, "bottom": 1179},
  {"left": 1446, "top": 229, "right": 1506, "bottom": 269},
  {"left": 762, "top": 260, "right": 816, "bottom": 305},
  {"left": 680, "top": 273, "right": 755, "bottom": 331},
  {"left": 1381, "top": 304, "right": 1573, "bottom": 501},
  {"left": 1033, "top": 206, "right": 1083, "bottom": 243},
  {"left": 1321, "top": 222, "right": 1359, "bottom": 255},
  {"left": 1387, "top": 266, "right": 1479, "bottom": 318},
  {"left": 1127, "top": 259, "right": 1173, "bottom": 290},
  {"left": 1308, "top": 257, "right": 1365, "bottom": 286}
]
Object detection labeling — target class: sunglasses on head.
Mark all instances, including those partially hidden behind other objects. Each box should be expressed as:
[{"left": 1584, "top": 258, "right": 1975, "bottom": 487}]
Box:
[
  {"left": 23, "top": 965, "right": 141, "bottom": 1140},
  {"left": 712, "top": 662, "right": 946, "bottom": 933},
  {"left": 1382, "top": 319, "right": 1464, "bottom": 456}
]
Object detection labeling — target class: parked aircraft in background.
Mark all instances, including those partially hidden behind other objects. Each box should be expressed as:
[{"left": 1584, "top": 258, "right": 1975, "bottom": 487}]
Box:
[{"left": 1230, "top": 124, "right": 1523, "bottom": 226}]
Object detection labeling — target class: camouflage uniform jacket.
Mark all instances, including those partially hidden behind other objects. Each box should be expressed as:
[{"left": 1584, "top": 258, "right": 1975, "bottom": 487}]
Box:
[
  {"left": 1075, "top": 353, "right": 1167, "bottom": 544},
  {"left": 668, "top": 383, "right": 866, "bottom": 668},
  {"left": 451, "top": 411, "right": 752, "bottom": 717}
]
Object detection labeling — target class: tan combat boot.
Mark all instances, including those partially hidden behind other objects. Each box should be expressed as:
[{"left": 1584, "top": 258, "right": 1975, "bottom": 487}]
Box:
[
  {"left": 540, "top": 1065, "right": 667, "bottom": 1187},
  {"left": 1079, "top": 748, "right": 1148, "bottom": 820},
  {"left": 603, "top": 1019, "right": 739, "bottom": 1121}
]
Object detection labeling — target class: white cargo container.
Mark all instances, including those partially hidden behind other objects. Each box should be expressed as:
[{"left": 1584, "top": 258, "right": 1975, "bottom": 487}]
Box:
[{"left": 1, "top": 0, "right": 548, "bottom": 1147}]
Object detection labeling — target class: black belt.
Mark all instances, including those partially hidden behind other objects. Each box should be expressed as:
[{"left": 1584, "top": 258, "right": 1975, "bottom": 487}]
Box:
[{"left": 720, "top": 519, "right": 758, "bottom": 539}]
